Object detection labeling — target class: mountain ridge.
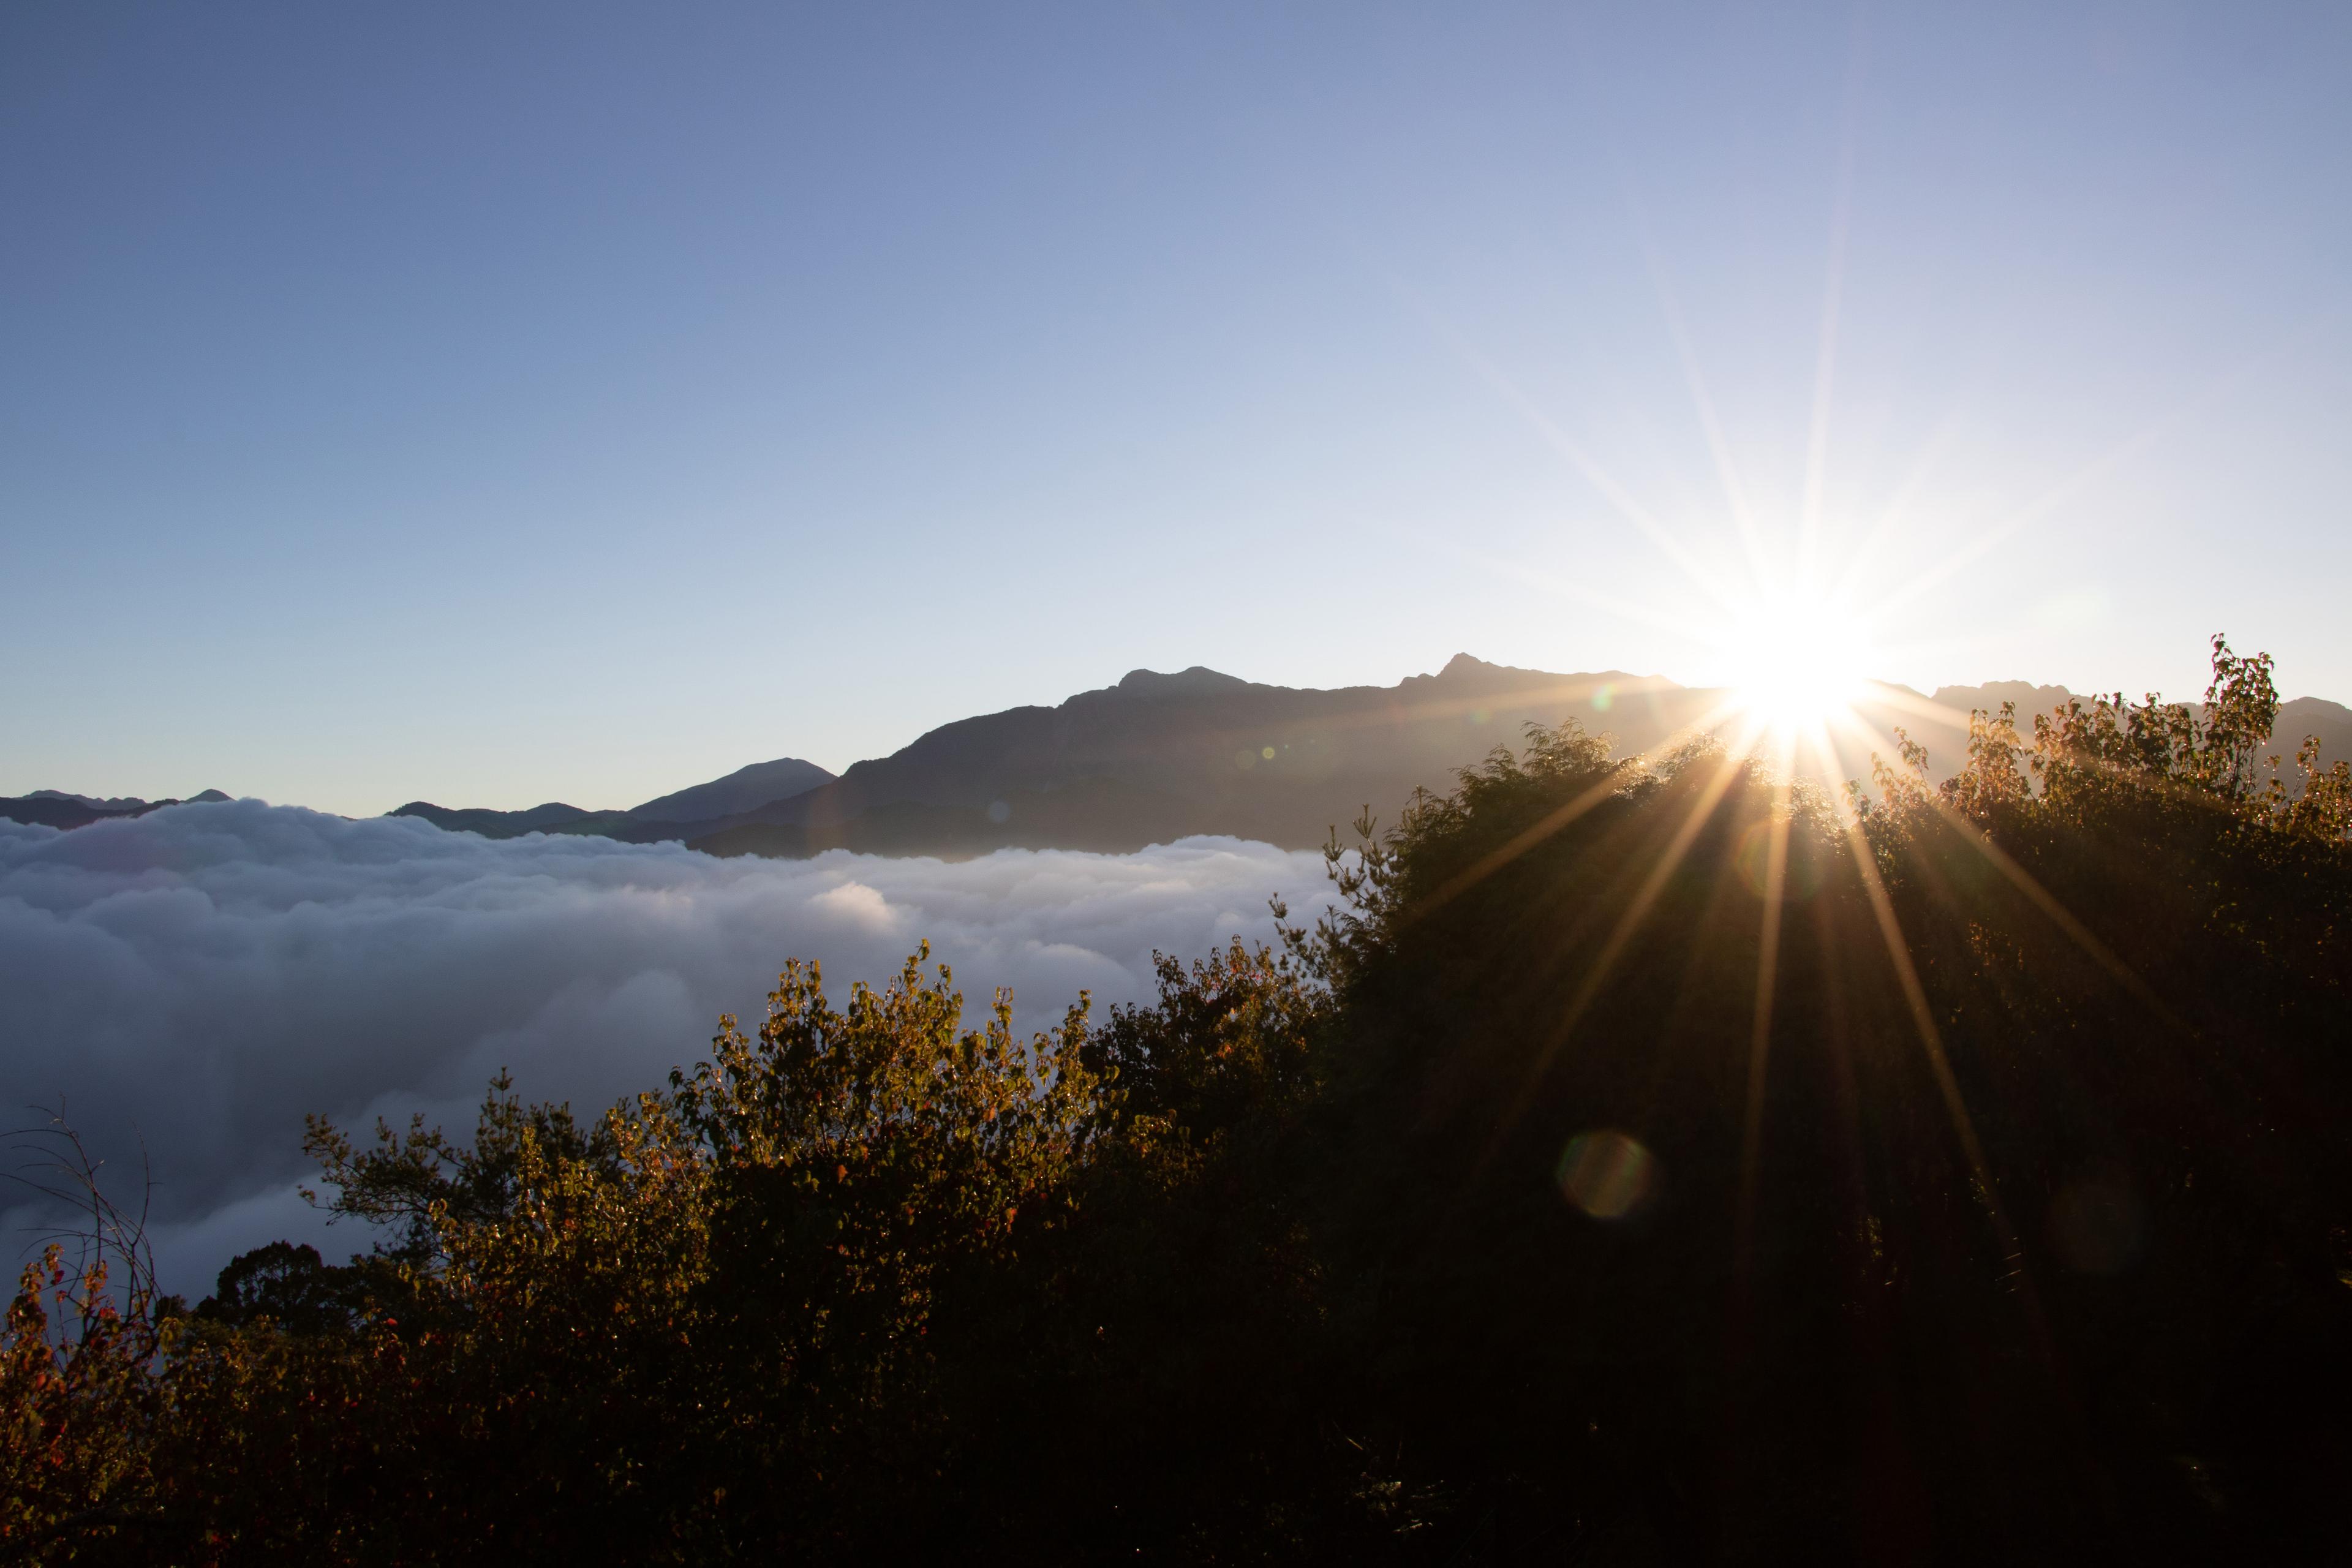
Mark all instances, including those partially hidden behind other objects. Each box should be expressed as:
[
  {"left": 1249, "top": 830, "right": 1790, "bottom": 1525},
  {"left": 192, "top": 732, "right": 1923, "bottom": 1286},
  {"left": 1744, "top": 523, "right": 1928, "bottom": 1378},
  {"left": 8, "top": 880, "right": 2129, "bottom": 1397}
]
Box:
[
  {"left": 0, "top": 789, "right": 232, "bottom": 832},
  {"left": 9, "top": 661, "right": 2348, "bottom": 855}
]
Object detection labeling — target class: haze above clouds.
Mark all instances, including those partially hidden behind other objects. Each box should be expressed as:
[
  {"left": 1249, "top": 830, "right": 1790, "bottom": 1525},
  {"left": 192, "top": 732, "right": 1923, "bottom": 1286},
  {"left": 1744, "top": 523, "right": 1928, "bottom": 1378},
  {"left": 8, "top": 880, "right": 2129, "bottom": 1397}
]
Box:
[{"left": 0, "top": 802, "right": 1335, "bottom": 1294}]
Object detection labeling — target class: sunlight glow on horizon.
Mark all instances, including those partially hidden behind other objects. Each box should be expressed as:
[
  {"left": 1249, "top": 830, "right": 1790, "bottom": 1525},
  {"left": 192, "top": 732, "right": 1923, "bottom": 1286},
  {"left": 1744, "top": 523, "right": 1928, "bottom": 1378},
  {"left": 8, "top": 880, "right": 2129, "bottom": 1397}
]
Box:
[{"left": 1717, "top": 582, "right": 1877, "bottom": 744}]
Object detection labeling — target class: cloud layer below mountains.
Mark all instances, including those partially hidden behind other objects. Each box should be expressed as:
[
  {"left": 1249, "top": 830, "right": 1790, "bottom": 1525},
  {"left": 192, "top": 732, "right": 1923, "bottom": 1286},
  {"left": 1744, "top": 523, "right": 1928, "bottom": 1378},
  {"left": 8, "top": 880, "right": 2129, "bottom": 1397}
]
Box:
[{"left": 0, "top": 802, "right": 1334, "bottom": 1294}]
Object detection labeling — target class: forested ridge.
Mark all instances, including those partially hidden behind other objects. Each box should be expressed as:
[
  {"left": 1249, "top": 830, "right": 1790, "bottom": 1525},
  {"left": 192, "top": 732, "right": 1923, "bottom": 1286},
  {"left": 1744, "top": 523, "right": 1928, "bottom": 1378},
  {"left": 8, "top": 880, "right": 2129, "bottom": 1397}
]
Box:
[{"left": 7, "top": 639, "right": 2351, "bottom": 1564}]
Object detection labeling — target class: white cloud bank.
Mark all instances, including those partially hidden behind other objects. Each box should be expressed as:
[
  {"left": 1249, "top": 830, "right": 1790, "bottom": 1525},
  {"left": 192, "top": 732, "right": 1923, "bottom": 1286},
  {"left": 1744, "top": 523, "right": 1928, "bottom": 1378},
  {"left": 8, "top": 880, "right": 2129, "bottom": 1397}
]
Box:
[{"left": 0, "top": 802, "right": 1335, "bottom": 1294}]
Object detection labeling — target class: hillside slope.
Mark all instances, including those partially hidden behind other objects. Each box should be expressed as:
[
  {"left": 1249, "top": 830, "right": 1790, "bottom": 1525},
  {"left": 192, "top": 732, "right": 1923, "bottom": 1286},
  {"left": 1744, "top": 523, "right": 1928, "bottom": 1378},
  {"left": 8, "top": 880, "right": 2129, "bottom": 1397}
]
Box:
[{"left": 689, "top": 656, "right": 1718, "bottom": 858}]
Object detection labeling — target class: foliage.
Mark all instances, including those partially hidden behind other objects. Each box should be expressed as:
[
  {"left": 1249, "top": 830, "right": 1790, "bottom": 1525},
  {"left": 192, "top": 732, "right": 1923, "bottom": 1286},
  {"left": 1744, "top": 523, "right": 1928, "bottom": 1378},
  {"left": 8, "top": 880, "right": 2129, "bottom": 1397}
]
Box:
[{"left": 7, "top": 637, "right": 2352, "bottom": 1563}]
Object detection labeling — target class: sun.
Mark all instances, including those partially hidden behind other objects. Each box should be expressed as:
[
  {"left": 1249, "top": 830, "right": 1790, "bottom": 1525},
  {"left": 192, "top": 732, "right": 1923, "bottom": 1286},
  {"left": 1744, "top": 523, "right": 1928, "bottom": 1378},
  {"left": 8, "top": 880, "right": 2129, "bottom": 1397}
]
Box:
[{"left": 1722, "top": 588, "right": 1874, "bottom": 741}]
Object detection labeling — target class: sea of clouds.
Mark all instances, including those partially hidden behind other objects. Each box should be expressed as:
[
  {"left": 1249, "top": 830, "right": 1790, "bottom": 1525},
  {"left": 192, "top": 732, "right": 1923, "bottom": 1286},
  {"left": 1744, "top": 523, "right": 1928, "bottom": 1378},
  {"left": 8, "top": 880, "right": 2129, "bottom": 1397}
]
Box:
[{"left": 0, "top": 801, "right": 1335, "bottom": 1295}]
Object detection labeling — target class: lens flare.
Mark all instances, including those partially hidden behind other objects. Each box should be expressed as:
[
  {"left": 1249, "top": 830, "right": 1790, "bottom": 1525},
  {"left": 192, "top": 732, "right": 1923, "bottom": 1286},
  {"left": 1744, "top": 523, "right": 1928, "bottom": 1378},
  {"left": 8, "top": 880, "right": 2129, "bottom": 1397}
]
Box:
[{"left": 1556, "top": 1130, "right": 1658, "bottom": 1221}]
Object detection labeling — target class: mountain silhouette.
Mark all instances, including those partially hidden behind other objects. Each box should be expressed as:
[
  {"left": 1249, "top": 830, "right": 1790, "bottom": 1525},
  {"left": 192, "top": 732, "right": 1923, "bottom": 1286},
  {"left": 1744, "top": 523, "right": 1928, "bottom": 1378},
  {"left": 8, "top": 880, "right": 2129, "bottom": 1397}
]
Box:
[
  {"left": 386, "top": 801, "right": 605, "bottom": 839},
  {"left": 387, "top": 759, "right": 838, "bottom": 842},
  {"left": 0, "top": 789, "right": 231, "bottom": 831},
  {"left": 627, "top": 758, "right": 835, "bottom": 822},
  {"left": 684, "top": 660, "right": 2352, "bottom": 859},
  {"left": 13, "top": 663, "right": 2348, "bottom": 855},
  {"left": 375, "top": 658, "right": 1709, "bottom": 853},
  {"left": 688, "top": 657, "right": 1725, "bottom": 857}
]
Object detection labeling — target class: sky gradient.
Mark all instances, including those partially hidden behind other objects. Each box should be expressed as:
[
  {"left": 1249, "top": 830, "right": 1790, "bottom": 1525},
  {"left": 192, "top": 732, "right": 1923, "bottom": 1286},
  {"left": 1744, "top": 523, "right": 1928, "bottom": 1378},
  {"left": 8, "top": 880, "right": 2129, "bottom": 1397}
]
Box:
[{"left": 6, "top": 1, "right": 2348, "bottom": 815}]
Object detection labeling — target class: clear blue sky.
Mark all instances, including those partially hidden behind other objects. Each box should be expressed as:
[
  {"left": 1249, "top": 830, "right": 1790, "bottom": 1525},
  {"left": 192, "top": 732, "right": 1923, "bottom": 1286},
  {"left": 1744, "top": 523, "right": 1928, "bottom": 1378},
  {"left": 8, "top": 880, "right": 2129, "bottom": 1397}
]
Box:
[{"left": 6, "top": 2, "right": 2347, "bottom": 815}]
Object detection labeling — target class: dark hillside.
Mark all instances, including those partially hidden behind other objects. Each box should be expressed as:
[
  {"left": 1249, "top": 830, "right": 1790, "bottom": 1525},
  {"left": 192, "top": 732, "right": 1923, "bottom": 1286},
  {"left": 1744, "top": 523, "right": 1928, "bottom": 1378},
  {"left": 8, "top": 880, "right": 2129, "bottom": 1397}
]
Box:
[
  {"left": 692, "top": 655, "right": 1719, "bottom": 856},
  {"left": 0, "top": 790, "right": 229, "bottom": 831},
  {"left": 374, "top": 663, "right": 2351, "bottom": 861},
  {"left": 626, "top": 758, "right": 834, "bottom": 823},
  {"left": 388, "top": 801, "right": 600, "bottom": 838}
]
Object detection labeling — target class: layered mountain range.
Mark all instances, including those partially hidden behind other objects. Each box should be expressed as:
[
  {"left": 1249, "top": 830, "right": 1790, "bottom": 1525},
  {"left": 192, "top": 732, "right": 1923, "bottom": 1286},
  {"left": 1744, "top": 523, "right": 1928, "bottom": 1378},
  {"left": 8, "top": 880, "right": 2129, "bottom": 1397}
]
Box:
[
  {"left": 10, "top": 657, "right": 2348, "bottom": 858},
  {"left": 375, "top": 657, "right": 1700, "bottom": 857},
  {"left": 387, "top": 757, "right": 837, "bottom": 843},
  {"left": 376, "top": 655, "right": 2352, "bottom": 858},
  {"left": 0, "top": 788, "right": 233, "bottom": 831}
]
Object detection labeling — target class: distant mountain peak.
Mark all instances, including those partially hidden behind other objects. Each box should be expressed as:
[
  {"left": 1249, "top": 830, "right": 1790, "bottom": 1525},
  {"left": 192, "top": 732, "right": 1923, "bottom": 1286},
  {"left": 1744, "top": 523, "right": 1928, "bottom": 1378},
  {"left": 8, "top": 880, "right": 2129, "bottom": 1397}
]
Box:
[
  {"left": 627, "top": 757, "right": 835, "bottom": 824},
  {"left": 1414, "top": 653, "right": 1658, "bottom": 695},
  {"left": 1930, "top": 679, "right": 2072, "bottom": 709},
  {"left": 1115, "top": 666, "right": 1250, "bottom": 696}
]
